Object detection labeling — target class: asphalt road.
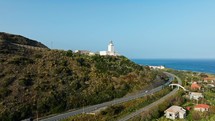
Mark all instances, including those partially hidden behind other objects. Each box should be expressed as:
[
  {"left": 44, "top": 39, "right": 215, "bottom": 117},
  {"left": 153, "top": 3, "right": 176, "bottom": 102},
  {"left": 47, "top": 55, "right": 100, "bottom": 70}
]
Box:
[
  {"left": 118, "top": 72, "right": 182, "bottom": 121},
  {"left": 39, "top": 72, "right": 175, "bottom": 121}
]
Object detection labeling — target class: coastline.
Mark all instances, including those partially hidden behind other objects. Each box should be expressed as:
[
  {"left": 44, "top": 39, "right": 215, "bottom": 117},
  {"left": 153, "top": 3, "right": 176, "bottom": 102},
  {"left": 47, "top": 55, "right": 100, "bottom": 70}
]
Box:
[{"left": 132, "top": 59, "right": 215, "bottom": 74}]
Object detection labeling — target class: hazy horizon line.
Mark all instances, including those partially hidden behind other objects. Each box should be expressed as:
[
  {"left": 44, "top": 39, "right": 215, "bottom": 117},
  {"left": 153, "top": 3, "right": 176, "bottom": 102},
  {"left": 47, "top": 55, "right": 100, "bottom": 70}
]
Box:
[{"left": 130, "top": 58, "right": 215, "bottom": 60}]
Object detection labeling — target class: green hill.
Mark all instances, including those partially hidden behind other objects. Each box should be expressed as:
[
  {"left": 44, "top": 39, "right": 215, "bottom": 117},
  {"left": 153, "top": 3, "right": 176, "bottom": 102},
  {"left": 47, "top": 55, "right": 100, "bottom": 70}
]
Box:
[
  {"left": 0, "top": 32, "right": 48, "bottom": 48},
  {"left": 0, "top": 32, "right": 167, "bottom": 121}
]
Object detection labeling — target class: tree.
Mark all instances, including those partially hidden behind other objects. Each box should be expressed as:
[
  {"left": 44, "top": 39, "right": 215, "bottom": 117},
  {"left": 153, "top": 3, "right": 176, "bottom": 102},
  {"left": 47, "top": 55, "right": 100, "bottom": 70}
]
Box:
[{"left": 65, "top": 50, "right": 73, "bottom": 57}]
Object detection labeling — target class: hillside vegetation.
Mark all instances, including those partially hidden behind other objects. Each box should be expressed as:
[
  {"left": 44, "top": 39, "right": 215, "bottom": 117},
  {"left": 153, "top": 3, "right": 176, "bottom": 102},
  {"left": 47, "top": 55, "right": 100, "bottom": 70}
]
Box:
[
  {"left": 0, "top": 33, "right": 167, "bottom": 121},
  {"left": 0, "top": 32, "right": 48, "bottom": 48}
]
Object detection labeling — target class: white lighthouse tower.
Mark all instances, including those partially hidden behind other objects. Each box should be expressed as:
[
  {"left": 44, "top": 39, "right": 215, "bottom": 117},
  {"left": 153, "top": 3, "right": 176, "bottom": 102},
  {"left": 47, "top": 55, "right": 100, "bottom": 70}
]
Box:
[
  {"left": 108, "top": 41, "right": 114, "bottom": 54},
  {"left": 99, "top": 40, "right": 119, "bottom": 56}
]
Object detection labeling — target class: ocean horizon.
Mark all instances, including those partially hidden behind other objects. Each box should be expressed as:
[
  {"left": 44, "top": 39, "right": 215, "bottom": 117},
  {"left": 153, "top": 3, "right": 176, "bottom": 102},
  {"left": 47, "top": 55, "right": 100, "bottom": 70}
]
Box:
[{"left": 131, "top": 59, "right": 215, "bottom": 74}]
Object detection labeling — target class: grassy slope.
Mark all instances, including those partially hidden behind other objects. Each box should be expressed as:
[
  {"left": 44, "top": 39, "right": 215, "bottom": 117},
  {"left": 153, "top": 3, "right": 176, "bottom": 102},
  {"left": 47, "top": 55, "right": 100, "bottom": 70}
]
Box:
[
  {"left": 0, "top": 32, "right": 48, "bottom": 48},
  {"left": 0, "top": 34, "right": 166, "bottom": 121}
]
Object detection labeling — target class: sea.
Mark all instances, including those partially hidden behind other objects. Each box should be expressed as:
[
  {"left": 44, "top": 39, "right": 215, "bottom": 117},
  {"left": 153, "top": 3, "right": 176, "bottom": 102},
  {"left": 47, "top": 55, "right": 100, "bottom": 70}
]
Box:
[{"left": 132, "top": 59, "right": 215, "bottom": 74}]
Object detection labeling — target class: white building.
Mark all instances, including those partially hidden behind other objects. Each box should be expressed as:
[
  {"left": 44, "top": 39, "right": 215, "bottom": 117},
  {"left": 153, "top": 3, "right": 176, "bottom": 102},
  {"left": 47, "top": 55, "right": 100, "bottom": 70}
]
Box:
[
  {"left": 99, "top": 51, "right": 108, "bottom": 56},
  {"left": 164, "top": 105, "right": 186, "bottom": 120},
  {"left": 149, "top": 65, "right": 165, "bottom": 69},
  {"left": 189, "top": 92, "right": 203, "bottom": 100},
  {"left": 75, "top": 50, "right": 95, "bottom": 56},
  {"left": 99, "top": 41, "right": 119, "bottom": 56}
]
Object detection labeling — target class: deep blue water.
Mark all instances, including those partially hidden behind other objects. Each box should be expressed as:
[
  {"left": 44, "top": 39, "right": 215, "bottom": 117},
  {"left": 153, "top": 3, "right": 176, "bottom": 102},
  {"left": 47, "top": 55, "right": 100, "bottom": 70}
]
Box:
[{"left": 132, "top": 59, "right": 215, "bottom": 74}]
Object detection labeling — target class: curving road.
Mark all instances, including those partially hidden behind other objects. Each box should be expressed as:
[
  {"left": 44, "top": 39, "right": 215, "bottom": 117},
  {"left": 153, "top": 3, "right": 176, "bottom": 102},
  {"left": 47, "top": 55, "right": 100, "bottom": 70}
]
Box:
[
  {"left": 39, "top": 72, "right": 175, "bottom": 121},
  {"left": 118, "top": 72, "right": 182, "bottom": 121}
]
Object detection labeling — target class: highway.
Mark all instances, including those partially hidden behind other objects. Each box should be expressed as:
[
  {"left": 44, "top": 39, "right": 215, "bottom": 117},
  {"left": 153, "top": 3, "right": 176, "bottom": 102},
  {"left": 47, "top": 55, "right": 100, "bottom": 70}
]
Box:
[
  {"left": 118, "top": 72, "right": 182, "bottom": 121},
  {"left": 39, "top": 72, "right": 175, "bottom": 121}
]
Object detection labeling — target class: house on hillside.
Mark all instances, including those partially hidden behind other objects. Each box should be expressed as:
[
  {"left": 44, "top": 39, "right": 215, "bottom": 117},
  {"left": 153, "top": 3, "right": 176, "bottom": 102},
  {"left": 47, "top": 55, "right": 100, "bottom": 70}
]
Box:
[
  {"left": 207, "top": 84, "right": 215, "bottom": 88},
  {"left": 189, "top": 92, "right": 203, "bottom": 100},
  {"left": 191, "top": 82, "right": 201, "bottom": 90},
  {"left": 149, "top": 65, "right": 165, "bottom": 70},
  {"left": 194, "top": 104, "right": 210, "bottom": 112},
  {"left": 204, "top": 77, "right": 215, "bottom": 83},
  {"left": 164, "top": 105, "right": 186, "bottom": 120}
]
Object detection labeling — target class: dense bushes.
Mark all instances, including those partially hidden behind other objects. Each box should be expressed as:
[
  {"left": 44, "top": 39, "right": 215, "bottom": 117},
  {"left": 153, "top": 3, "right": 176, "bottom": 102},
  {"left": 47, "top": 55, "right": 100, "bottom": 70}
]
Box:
[
  {"left": 0, "top": 43, "right": 163, "bottom": 120},
  {"left": 19, "top": 78, "right": 33, "bottom": 86},
  {"left": 65, "top": 50, "right": 73, "bottom": 57},
  {"left": 9, "top": 56, "right": 34, "bottom": 65},
  {"left": 0, "top": 88, "right": 11, "bottom": 99},
  {"left": 101, "top": 105, "right": 125, "bottom": 116},
  {"left": 1, "top": 76, "right": 15, "bottom": 87}
]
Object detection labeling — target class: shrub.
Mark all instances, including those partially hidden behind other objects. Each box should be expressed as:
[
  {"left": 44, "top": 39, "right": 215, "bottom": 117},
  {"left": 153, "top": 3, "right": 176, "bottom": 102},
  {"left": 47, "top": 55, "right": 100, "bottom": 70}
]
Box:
[
  {"left": 9, "top": 56, "right": 34, "bottom": 65},
  {"left": 0, "top": 73, "right": 5, "bottom": 78},
  {"left": 59, "top": 60, "right": 68, "bottom": 66},
  {"left": 0, "top": 88, "right": 11, "bottom": 98},
  {"left": 65, "top": 50, "right": 73, "bottom": 57},
  {"left": 19, "top": 78, "right": 32, "bottom": 86},
  {"left": 2, "top": 76, "right": 15, "bottom": 87},
  {"left": 101, "top": 105, "right": 125, "bottom": 116},
  {"left": 34, "top": 53, "right": 43, "bottom": 58},
  {"left": 192, "top": 111, "right": 202, "bottom": 120}
]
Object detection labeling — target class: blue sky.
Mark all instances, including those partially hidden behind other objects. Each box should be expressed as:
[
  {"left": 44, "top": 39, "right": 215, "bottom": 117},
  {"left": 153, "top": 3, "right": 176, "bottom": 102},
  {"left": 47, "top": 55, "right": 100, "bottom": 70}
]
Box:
[{"left": 1, "top": 0, "right": 215, "bottom": 59}]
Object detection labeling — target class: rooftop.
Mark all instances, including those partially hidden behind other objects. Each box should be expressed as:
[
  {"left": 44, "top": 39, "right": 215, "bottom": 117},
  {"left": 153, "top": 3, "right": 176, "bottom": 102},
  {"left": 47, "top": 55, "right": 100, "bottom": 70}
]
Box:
[
  {"left": 165, "top": 105, "right": 186, "bottom": 114},
  {"left": 191, "top": 82, "right": 201, "bottom": 89},
  {"left": 195, "top": 104, "right": 210, "bottom": 109},
  {"left": 189, "top": 92, "right": 203, "bottom": 96},
  {"left": 204, "top": 77, "right": 215, "bottom": 80}
]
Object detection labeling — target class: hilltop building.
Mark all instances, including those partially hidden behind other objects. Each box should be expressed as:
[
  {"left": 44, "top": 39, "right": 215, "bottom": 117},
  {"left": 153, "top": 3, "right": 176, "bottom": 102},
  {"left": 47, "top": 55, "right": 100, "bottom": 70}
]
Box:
[
  {"left": 99, "top": 41, "right": 120, "bottom": 56},
  {"left": 73, "top": 41, "right": 120, "bottom": 56},
  {"left": 74, "top": 50, "right": 95, "bottom": 56}
]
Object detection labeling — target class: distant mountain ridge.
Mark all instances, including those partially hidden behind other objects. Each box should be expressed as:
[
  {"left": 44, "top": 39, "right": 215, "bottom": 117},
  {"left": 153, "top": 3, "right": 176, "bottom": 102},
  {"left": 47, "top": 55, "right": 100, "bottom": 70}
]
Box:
[{"left": 0, "top": 32, "right": 48, "bottom": 48}]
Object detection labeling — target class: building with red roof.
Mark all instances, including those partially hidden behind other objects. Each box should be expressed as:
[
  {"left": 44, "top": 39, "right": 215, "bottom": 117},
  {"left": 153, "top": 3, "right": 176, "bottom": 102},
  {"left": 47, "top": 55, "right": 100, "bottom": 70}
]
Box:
[
  {"left": 204, "top": 77, "right": 215, "bottom": 83},
  {"left": 191, "top": 82, "right": 201, "bottom": 90},
  {"left": 194, "top": 104, "right": 210, "bottom": 112}
]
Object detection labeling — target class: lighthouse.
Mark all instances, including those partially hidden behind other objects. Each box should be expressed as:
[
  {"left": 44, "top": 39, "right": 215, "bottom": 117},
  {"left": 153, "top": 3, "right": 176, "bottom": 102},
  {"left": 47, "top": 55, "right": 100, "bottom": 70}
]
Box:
[
  {"left": 108, "top": 41, "right": 114, "bottom": 53},
  {"left": 99, "top": 40, "right": 120, "bottom": 56}
]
